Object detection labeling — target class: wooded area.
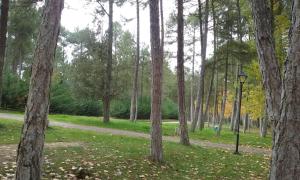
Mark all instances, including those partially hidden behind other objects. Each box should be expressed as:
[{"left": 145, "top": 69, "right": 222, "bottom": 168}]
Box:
[{"left": 0, "top": 0, "right": 299, "bottom": 179}]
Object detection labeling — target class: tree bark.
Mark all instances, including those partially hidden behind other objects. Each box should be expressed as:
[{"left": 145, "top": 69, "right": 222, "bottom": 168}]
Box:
[
  {"left": 260, "top": 116, "right": 267, "bottom": 138},
  {"left": 159, "top": 0, "right": 164, "bottom": 58},
  {"left": 130, "top": 0, "right": 140, "bottom": 122},
  {"left": 212, "top": 69, "right": 219, "bottom": 126},
  {"left": 231, "top": 0, "right": 243, "bottom": 132},
  {"left": 251, "top": 0, "right": 300, "bottom": 178},
  {"left": 103, "top": 0, "right": 114, "bottom": 123},
  {"left": 149, "top": 0, "right": 163, "bottom": 163},
  {"left": 15, "top": 0, "right": 63, "bottom": 179},
  {"left": 0, "top": 0, "right": 9, "bottom": 107},
  {"left": 211, "top": 0, "right": 219, "bottom": 127},
  {"left": 190, "top": 26, "right": 196, "bottom": 122},
  {"left": 177, "top": 0, "right": 190, "bottom": 146},
  {"left": 217, "top": 42, "right": 229, "bottom": 136},
  {"left": 269, "top": 1, "right": 300, "bottom": 178},
  {"left": 230, "top": 64, "right": 239, "bottom": 131},
  {"left": 191, "top": 0, "right": 209, "bottom": 132},
  {"left": 243, "top": 113, "right": 249, "bottom": 133}
]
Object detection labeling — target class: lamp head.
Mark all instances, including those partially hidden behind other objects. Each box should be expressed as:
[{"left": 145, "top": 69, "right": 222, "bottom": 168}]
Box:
[{"left": 239, "top": 70, "right": 248, "bottom": 84}]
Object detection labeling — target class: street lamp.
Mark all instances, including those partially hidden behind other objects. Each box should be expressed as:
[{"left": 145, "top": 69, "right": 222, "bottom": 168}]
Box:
[{"left": 234, "top": 70, "right": 248, "bottom": 155}]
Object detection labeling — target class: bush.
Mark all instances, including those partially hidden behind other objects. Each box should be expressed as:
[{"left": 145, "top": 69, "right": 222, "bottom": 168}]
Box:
[
  {"left": 50, "top": 82, "right": 102, "bottom": 116},
  {"left": 2, "top": 73, "right": 28, "bottom": 110},
  {"left": 110, "top": 96, "right": 178, "bottom": 119}
]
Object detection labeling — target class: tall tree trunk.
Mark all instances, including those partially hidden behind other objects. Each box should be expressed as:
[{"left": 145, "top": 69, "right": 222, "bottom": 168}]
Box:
[
  {"left": 230, "top": 64, "right": 239, "bottom": 131},
  {"left": 251, "top": 0, "right": 300, "bottom": 178},
  {"left": 250, "top": 0, "right": 281, "bottom": 130},
  {"left": 203, "top": 68, "right": 214, "bottom": 123},
  {"left": 159, "top": 0, "right": 164, "bottom": 58},
  {"left": 130, "top": 0, "right": 140, "bottom": 122},
  {"left": 0, "top": 0, "right": 9, "bottom": 107},
  {"left": 191, "top": 0, "right": 209, "bottom": 132},
  {"left": 149, "top": 0, "right": 163, "bottom": 163},
  {"left": 269, "top": 1, "right": 300, "bottom": 178},
  {"left": 212, "top": 69, "right": 219, "bottom": 126},
  {"left": 103, "top": 0, "right": 113, "bottom": 123},
  {"left": 231, "top": 0, "right": 243, "bottom": 131},
  {"left": 15, "top": 0, "right": 63, "bottom": 179},
  {"left": 211, "top": 0, "right": 219, "bottom": 127},
  {"left": 217, "top": 42, "right": 229, "bottom": 136},
  {"left": 177, "top": 0, "right": 190, "bottom": 146},
  {"left": 204, "top": 0, "right": 217, "bottom": 120},
  {"left": 190, "top": 27, "right": 196, "bottom": 122}
]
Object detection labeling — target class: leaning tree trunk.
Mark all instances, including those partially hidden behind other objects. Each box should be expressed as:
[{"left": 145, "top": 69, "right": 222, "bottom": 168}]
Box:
[
  {"left": 103, "top": 0, "right": 114, "bottom": 123},
  {"left": 149, "top": 0, "right": 163, "bottom": 163},
  {"left": 15, "top": 0, "right": 63, "bottom": 179},
  {"left": 177, "top": 0, "right": 190, "bottom": 146},
  {"left": 191, "top": 0, "right": 209, "bottom": 132},
  {"left": 251, "top": 0, "right": 300, "bottom": 178},
  {"left": 269, "top": 2, "right": 300, "bottom": 178},
  {"left": 130, "top": 0, "right": 140, "bottom": 122},
  {"left": 0, "top": 0, "right": 9, "bottom": 107}
]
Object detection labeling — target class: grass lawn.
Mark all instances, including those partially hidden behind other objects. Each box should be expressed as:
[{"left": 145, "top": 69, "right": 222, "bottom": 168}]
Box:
[
  {"left": 0, "top": 109, "right": 272, "bottom": 148},
  {"left": 0, "top": 119, "right": 270, "bottom": 179}
]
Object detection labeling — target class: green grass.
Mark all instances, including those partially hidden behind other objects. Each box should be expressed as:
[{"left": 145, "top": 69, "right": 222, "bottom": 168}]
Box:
[
  {"left": 0, "top": 109, "right": 272, "bottom": 148},
  {"left": 48, "top": 114, "right": 272, "bottom": 148},
  {"left": 0, "top": 119, "right": 270, "bottom": 179}
]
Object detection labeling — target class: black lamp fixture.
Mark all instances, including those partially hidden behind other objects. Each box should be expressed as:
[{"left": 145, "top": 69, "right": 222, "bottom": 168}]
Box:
[
  {"left": 234, "top": 69, "right": 247, "bottom": 155},
  {"left": 238, "top": 70, "right": 248, "bottom": 84}
]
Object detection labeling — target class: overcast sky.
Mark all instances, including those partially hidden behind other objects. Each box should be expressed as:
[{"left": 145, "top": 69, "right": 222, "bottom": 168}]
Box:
[{"left": 60, "top": 0, "right": 212, "bottom": 70}]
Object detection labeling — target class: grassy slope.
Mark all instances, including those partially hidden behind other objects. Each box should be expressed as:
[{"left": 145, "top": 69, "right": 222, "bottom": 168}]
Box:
[
  {"left": 0, "top": 119, "right": 269, "bottom": 179},
  {"left": 0, "top": 110, "right": 272, "bottom": 148}
]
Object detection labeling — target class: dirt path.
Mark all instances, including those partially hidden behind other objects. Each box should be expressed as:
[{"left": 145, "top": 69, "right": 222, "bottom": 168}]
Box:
[
  {"left": 0, "top": 142, "right": 83, "bottom": 163},
  {"left": 0, "top": 113, "right": 271, "bottom": 156}
]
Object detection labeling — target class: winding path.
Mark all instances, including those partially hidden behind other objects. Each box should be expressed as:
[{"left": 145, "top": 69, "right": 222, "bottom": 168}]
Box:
[{"left": 0, "top": 113, "right": 271, "bottom": 156}]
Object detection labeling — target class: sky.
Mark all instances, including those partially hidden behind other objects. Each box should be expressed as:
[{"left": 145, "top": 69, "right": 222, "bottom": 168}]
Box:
[{"left": 60, "top": 0, "right": 212, "bottom": 70}]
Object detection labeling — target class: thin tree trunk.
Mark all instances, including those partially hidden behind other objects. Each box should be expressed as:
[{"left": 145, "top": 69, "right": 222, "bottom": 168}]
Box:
[
  {"left": 0, "top": 0, "right": 9, "bottom": 107},
  {"left": 251, "top": 0, "right": 300, "bottom": 178},
  {"left": 190, "top": 27, "right": 196, "bottom": 122},
  {"left": 260, "top": 113, "right": 267, "bottom": 138},
  {"left": 103, "top": 0, "right": 113, "bottom": 123},
  {"left": 15, "top": 0, "right": 63, "bottom": 179},
  {"left": 231, "top": 0, "right": 243, "bottom": 131},
  {"left": 212, "top": 69, "right": 219, "bottom": 126},
  {"left": 130, "top": 0, "right": 140, "bottom": 122},
  {"left": 217, "top": 42, "right": 229, "bottom": 136},
  {"left": 191, "top": 0, "right": 209, "bottom": 132},
  {"left": 211, "top": 0, "right": 219, "bottom": 128},
  {"left": 149, "top": 0, "right": 163, "bottom": 163},
  {"left": 230, "top": 64, "right": 239, "bottom": 131},
  {"left": 203, "top": 69, "right": 214, "bottom": 123},
  {"left": 243, "top": 113, "right": 249, "bottom": 133},
  {"left": 177, "top": 0, "right": 190, "bottom": 146}
]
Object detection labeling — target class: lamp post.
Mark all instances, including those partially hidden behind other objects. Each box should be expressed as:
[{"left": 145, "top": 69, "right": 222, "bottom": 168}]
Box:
[{"left": 234, "top": 70, "right": 247, "bottom": 155}]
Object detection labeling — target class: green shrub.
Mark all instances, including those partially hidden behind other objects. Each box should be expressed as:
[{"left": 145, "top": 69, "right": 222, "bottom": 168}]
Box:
[
  {"left": 50, "top": 82, "right": 102, "bottom": 116},
  {"left": 111, "top": 96, "right": 178, "bottom": 119},
  {"left": 2, "top": 73, "right": 28, "bottom": 110}
]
